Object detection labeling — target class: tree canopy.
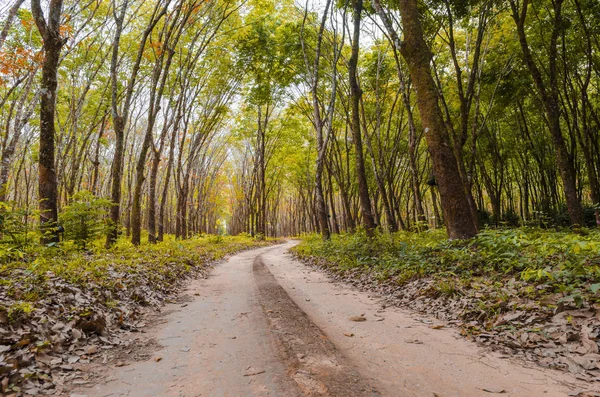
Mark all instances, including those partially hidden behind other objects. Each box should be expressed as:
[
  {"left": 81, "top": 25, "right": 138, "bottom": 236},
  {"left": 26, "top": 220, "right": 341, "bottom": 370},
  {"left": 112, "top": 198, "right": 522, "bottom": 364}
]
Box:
[{"left": 0, "top": 0, "right": 599, "bottom": 243}]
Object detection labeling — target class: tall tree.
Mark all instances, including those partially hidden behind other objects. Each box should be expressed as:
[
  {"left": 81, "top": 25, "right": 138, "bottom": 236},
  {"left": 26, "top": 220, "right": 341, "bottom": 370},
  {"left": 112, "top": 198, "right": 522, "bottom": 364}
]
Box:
[
  {"left": 373, "top": 0, "right": 478, "bottom": 239},
  {"left": 349, "top": 0, "right": 376, "bottom": 237},
  {"left": 31, "top": 0, "right": 65, "bottom": 243},
  {"left": 106, "top": 0, "right": 168, "bottom": 247},
  {"left": 300, "top": 0, "right": 342, "bottom": 240},
  {"left": 509, "top": 0, "right": 584, "bottom": 227},
  {"left": 131, "top": 0, "right": 182, "bottom": 245}
]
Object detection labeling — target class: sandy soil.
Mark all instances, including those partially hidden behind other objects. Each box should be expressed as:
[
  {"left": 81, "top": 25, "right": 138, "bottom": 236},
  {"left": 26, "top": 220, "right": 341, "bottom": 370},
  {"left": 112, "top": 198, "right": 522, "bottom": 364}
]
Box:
[{"left": 74, "top": 241, "right": 595, "bottom": 397}]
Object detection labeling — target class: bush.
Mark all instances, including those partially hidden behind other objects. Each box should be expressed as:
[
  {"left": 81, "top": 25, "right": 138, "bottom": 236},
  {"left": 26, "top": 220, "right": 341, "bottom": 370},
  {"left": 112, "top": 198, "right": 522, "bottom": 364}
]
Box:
[
  {"left": 0, "top": 202, "right": 37, "bottom": 260},
  {"left": 60, "top": 191, "right": 111, "bottom": 249}
]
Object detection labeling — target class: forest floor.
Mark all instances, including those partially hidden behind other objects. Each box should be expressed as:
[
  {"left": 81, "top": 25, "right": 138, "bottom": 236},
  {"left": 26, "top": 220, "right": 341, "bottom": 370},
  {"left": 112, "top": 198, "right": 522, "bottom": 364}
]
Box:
[
  {"left": 0, "top": 235, "right": 275, "bottom": 396},
  {"left": 69, "top": 241, "right": 595, "bottom": 397},
  {"left": 293, "top": 229, "right": 600, "bottom": 388}
]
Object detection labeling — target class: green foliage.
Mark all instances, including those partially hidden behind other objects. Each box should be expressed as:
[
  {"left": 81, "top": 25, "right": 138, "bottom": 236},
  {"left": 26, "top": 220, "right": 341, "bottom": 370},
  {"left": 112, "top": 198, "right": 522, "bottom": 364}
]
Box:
[
  {"left": 1, "top": 235, "right": 275, "bottom": 307},
  {"left": 7, "top": 301, "right": 34, "bottom": 323},
  {"left": 293, "top": 228, "right": 600, "bottom": 304},
  {"left": 235, "top": 0, "right": 302, "bottom": 105},
  {"left": 59, "top": 191, "right": 112, "bottom": 249},
  {"left": 0, "top": 203, "right": 37, "bottom": 260}
]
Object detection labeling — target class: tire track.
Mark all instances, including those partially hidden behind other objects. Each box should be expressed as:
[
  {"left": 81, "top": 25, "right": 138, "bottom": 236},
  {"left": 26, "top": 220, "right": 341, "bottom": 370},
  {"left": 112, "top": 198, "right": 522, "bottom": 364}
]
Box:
[{"left": 253, "top": 254, "right": 381, "bottom": 397}]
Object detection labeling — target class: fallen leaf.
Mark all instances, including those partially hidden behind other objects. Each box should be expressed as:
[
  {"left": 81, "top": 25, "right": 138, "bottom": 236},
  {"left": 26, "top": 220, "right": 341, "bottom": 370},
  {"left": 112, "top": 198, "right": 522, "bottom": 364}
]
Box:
[
  {"left": 349, "top": 316, "right": 366, "bottom": 322},
  {"left": 243, "top": 370, "right": 266, "bottom": 376},
  {"left": 481, "top": 387, "right": 506, "bottom": 393},
  {"left": 67, "top": 356, "right": 80, "bottom": 364}
]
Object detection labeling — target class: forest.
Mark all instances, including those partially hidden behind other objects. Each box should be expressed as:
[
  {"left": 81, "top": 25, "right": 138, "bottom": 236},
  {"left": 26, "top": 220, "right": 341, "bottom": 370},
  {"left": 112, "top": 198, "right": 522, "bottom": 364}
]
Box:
[
  {"left": 1, "top": 0, "right": 600, "bottom": 395},
  {"left": 0, "top": 0, "right": 599, "bottom": 244}
]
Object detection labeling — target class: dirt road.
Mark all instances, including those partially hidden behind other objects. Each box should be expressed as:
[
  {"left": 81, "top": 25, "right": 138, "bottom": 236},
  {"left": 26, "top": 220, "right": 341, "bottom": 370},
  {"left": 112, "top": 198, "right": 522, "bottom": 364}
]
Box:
[{"left": 78, "top": 242, "right": 591, "bottom": 397}]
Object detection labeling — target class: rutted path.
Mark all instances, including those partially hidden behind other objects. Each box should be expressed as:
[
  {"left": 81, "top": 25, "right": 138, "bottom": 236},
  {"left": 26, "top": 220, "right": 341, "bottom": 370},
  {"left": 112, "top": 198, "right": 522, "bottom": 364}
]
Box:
[{"left": 76, "top": 242, "right": 589, "bottom": 397}]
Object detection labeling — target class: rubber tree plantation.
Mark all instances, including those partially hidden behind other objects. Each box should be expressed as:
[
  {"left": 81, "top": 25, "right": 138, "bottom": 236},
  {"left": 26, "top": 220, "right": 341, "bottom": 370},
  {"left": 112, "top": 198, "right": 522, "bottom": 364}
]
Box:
[{"left": 1, "top": 0, "right": 600, "bottom": 395}]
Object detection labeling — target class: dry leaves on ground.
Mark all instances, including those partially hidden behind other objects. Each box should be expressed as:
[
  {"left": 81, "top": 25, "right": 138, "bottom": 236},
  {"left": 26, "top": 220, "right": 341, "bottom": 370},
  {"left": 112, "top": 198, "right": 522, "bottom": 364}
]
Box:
[{"left": 298, "top": 255, "right": 600, "bottom": 384}]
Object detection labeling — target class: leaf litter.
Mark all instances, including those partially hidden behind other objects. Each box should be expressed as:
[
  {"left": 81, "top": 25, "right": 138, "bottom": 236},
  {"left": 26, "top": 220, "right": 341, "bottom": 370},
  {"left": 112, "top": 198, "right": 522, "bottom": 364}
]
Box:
[
  {"left": 0, "top": 239, "right": 274, "bottom": 396},
  {"left": 296, "top": 254, "right": 600, "bottom": 393}
]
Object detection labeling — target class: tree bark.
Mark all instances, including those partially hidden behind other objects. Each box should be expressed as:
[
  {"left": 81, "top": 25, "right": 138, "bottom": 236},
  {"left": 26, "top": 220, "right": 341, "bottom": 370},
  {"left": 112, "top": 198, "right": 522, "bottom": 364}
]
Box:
[
  {"left": 374, "top": 0, "right": 477, "bottom": 239},
  {"left": 349, "top": 0, "right": 376, "bottom": 237},
  {"left": 31, "top": 0, "right": 64, "bottom": 244},
  {"left": 158, "top": 119, "right": 179, "bottom": 241}
]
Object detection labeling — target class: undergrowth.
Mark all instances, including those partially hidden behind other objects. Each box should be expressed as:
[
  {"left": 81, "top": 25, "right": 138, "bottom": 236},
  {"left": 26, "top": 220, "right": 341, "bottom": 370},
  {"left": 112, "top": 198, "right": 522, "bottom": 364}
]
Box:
[
  {"left": 0, "top": 234, "right": 273, "bottom": 312},
  {"left": 292, "top": 228, "right": 600, "bottom": 306}
]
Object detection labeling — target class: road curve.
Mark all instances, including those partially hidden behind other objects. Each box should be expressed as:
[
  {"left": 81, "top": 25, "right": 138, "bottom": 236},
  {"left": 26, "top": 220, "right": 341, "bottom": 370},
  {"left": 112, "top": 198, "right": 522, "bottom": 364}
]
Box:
[{"left": 77, "top": 241, "right": 587, "bottom": 397}]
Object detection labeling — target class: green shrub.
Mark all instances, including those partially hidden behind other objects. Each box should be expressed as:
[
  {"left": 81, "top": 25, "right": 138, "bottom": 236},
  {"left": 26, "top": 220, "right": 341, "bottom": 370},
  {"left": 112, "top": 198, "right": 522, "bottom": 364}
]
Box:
[
  {"left": 292, "top": 228, "right": 600, "bottom": 300},
  {"left": 60, "top": 191, "right": 111, "bottom": 249},
  {"left": 0, "top": 202, "right": 37, "bottom": 259}
]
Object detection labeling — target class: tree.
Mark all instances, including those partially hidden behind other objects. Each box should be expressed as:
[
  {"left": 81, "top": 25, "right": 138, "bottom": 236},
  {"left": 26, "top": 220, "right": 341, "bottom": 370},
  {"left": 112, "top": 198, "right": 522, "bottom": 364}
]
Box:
[
  {"left": 300, "top": 0, "right": 343, "bottom": 239},
  {"left": 31, "top": 0, "right": 65, "bottom": 243},
  {"left": 373, "top": 0, "right": 478, "bottom": 239},
  {"left": 106, "top": 0, "right": 168, "bottom": 247},
  {"left": 509, "top": 0, "right": 584, "bottom": 227},
  {"left": 1, "top": 0, "right": 599, "bottom": 247},
  {"left": 349, "top": 0, "right": 377, "bottom": 237}
]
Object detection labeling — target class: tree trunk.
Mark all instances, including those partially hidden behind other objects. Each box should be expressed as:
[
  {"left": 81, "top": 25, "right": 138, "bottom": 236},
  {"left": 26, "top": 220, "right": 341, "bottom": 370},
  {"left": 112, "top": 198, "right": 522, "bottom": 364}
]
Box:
[
  {"left": 327, "top": 170, "right": 340, "bottom": 234},
  {"left": 131, "top": 123, "right": 154, "bottom": 245},
  {"left": 158, "top": 122, "right": 178, "bottom": 241},
  {"left": 32, "top": 0, "right": 64, "bottom": 244},
  {"left": 374, "top": 14, "right": 427, "bottom": 229},
  {"left": 349, "top": 0, "right": 376, "bottom": 237},
  {"left": 0, "top": 72, "right": 36, "bottom": 202},
  {"left": 147, "top": 147, "right": 160, "bottom": 243},
  {"left": 376, "top": 0, "right": 477, "bottom": 239},
  {"left": 106, "top": 2, "right": 127, "bottom": 247},
  {"left": 91, "top": 117, "right": 106, "bottom": 196}
]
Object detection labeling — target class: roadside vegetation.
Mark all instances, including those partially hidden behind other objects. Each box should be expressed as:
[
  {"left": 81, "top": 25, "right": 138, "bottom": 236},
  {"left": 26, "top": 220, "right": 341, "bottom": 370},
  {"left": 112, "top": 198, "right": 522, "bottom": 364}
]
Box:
[
  {"left": 293, "top": 228, "right": 600, "bottom": 380},
  {"left": 0, "top": 197, "right": 273, "bottom": 395},
  {"left": 1, "top": 0, "right": 600, "bottom": 392}
]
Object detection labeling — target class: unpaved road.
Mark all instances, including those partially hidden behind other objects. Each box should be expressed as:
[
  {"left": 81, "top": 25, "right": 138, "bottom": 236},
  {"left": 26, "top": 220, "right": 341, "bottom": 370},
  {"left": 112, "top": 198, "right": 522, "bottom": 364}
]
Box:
[{"left": 77, "top": 242, "right": 592, "bottom": 397}]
